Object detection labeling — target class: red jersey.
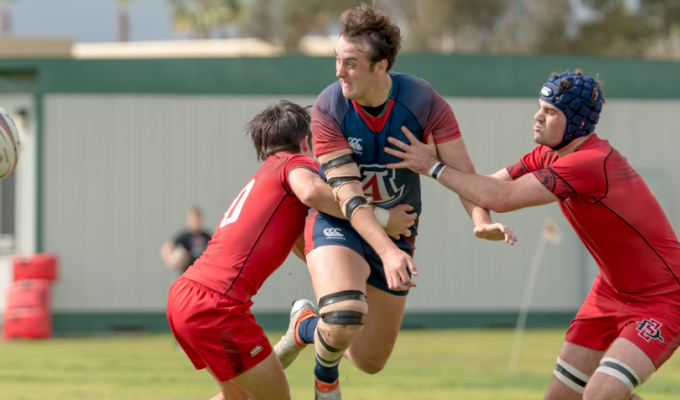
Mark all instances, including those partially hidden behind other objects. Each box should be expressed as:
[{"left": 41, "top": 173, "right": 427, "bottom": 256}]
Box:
[
  {"left": 183, "top": 154, "right": 319, "bottom": 303},
  {"left": 507, "top": 135, "right": 680, "bottom": 296}
]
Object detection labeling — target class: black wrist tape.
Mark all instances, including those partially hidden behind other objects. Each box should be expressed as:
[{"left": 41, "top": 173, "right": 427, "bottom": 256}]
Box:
[{"left": 431, "top": 162, "right": 446, "bottom": 180}]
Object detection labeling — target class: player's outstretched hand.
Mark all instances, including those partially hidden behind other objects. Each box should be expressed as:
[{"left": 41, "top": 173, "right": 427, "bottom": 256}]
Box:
[
  {"left": 385, "top": 126, "right": 440, "bottom": 176},
  {"left": 382, "top": 247, "right": 418, "bottom": 291},
  {"left": 385, "top": 204, "right": 417, "bottom": 239},
  {"left": 474, "top": 223, "right": 518, "bottom": 245}
]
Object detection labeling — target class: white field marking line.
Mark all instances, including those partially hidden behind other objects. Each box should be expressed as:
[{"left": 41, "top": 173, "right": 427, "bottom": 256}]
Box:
[{"left": 508, "top": 230, "right": 548, "bottom": 372}]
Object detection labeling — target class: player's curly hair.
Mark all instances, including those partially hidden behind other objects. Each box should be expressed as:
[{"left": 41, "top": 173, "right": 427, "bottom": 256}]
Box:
[
  {"left": 340, "top": 3, "right": 402, "bottom": 71},
  {"left": 246, "top": 101, "right": 313, "bottom": 162}
]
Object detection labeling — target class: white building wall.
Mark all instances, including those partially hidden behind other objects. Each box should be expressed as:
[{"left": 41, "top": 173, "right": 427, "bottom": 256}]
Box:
[{"left": 41, "top": 94, "right": 680, "bottom": 313}]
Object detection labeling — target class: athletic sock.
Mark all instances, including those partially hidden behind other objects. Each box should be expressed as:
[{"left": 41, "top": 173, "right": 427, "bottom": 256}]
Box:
[
  {"left": 316, "top": 378, "right": 339, "bottom": 392},
  {"left": 297, "top": 315, "right": 318, "bottom": 345},
  {"left": 314, "top": 359, "right": 340, "bottom": 384}
]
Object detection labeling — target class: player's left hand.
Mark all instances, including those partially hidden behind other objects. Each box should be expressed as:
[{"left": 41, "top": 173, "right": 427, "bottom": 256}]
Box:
[
  {"left": 384, "top": 204, "right": 417, "bottom": 240},
  {"left": 473, "top": 223, "right": 517, "bottom": 245},
  {"left": 385, "top": 126, "right": 440, "bottom": 176}
]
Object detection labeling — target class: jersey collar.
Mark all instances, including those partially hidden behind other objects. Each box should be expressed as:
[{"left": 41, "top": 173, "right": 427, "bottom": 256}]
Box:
[{"left": 352, "top": 78, "right": 396, "bottom": 133}]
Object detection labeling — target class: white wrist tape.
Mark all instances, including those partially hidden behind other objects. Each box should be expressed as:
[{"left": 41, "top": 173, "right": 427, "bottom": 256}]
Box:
[
  {"left": 428, "top": 162, "right": 446, "bottom": 181},
  {"left": 374, "top": 206, "right": 390, "bottom": 228}
]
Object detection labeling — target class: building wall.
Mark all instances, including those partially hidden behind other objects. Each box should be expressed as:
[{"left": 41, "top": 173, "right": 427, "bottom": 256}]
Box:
[{"left": 42, "top": 94, "right": 680, "bottom": 316}]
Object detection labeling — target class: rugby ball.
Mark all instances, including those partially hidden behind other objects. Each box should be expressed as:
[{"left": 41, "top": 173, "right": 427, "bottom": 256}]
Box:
[
  {"left": 0, "top": 107, "right": 20, "bottom": 180},
  {"left": 171, "top": 246, "right": 191, "bottom": 270}
]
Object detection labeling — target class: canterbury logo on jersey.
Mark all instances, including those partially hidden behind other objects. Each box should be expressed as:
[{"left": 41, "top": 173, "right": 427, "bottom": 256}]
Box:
[
  {"left": 360, "top": 164, "right": 405, "bottom": 204},
  {"left": 323, "top": 228, "right": 345, "bottom": 239},
  {"left": 348, "top": 137, "right": 363, "bottom": 155}
]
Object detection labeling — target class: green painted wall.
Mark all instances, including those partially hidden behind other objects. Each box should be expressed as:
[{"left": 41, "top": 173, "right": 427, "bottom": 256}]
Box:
[
  {"left": 52, "top": 311, "right": 576, "bottom": 334},
  {"left": 1, "top": 53, "right": 679, "bottom": 98}
]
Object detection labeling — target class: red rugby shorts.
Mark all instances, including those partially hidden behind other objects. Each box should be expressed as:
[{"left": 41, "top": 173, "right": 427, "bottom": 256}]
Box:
[
  {"left": 566, "top": 275, "right": 680, "bottom": 368},
  {"left": 166, "top": 276, "right": 272, "bottom": 381}
]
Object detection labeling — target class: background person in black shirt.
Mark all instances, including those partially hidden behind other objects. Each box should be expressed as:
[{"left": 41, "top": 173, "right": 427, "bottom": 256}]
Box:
[{"left": 161, "top": 207, "right": 212, "bottom": 273}]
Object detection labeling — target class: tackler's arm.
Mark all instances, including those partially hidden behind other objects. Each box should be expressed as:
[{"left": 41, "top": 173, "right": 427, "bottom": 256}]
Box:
[{"left": 288, "top": 164, "right": 415, "bottom": 239}]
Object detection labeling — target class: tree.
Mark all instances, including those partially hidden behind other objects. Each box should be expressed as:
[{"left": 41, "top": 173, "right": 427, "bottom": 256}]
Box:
[
  {"left": 242, "top": 0, "right": 362, "bottom": 52},
  {"left": 640, "top": 0, "right": 680, "bottom": 56},
  {"left": 243, "top": 0, "right": 273, "bottom": 43},
  {"left": 386, "top": 0, "right": 505, "bottom": 53},
  {"left": 168, "top": 0, "right": 241, "bottom": 39},
  {"left": 487, "top": 0, "right": 573, "bottom": 55},
  {"left": 565, "top": 0, "right": 653, "bottom": 57},
  {"left": 115, "top": 0, "right": 133, "bottom": 42}
]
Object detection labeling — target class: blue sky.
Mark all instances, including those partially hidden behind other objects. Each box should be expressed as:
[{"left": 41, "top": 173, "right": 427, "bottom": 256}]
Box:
[{"left": 9, "top": 0, "right": 175, "bottom": 42}]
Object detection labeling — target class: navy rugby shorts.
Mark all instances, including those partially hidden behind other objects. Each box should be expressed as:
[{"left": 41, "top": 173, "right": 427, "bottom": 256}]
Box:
[{"left": 304, "top": 209, "right": 416, "bottom": 296}]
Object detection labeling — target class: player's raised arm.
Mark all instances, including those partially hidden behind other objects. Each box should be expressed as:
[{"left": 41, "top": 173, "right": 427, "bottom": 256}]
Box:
[
  {"left": 433, "top": 134, "right": 517, "bottom": 244},
  {"left": 386, "top": 90, "right": 517, "bottom": 244},
  {"left": 385, "top": 126, "right": 559, "bottom": 213},
  {"left": 489, "top": 167, "right": 513, "bottom": 182}
]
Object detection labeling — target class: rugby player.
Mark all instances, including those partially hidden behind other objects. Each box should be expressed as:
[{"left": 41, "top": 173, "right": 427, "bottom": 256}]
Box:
[
  {"left": 273, "top": 5, "right": 517, "bottom": 399},
  {"left": 385, "top": 69, "right": 680, "bottom": 400},
  {"left": 166, "top": 101, "right": 414, "bottom": 400}
]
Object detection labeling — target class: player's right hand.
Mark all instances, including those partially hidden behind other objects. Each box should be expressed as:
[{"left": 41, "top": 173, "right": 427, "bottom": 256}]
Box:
[
  {"left": 473, "top": 223, "right": 518, "bottom": 245},
  {"left": 385, "top": 204, "right": 417, "bottom": 240},
  {"left": 382, "top": 247, "right": 418, "bottom": 291}
]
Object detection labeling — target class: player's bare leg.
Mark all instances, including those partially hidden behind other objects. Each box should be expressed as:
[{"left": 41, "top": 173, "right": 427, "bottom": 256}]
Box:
[
  {"left": 545, "top": 341, "right": 603, "bottom": 400},
  {"left": 582, "top": 338, "right": 654, "bottom": 400},
  {"left": 306, "top": 245, "right": 371, "bottom": 398},
  {"left": 308, "top": 245, "right": 371, "bottom": 301},
  {"left": 208, "top": 381, "right": 248, "bottom": 400},
  {"left": 344, "top": 283, "right": 406, "bottom": 374},
  {"left": 217, "top": 352, "right": 290, "bottom": 400},
  {"left": 207, "top": 371, "right": 249, "bottom": 400}
]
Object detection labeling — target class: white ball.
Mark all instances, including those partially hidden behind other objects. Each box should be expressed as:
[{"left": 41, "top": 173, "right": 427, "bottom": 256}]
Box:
[
  {"left": 0, "top": 107, "right": 20, "bottom": 180},
  {"left": 171, "top": 246, "right": 190, "bottom": 269}
]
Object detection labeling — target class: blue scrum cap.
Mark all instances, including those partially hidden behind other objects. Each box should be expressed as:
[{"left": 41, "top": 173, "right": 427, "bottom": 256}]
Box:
[{"left": 539, "top": 71, "right": 604, "bottom": 150}]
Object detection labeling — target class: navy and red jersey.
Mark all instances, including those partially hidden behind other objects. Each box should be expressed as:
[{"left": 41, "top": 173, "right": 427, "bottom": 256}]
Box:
[
  {"left": 507, "top": 135, "right": 680, "bottom": 296},
  {"left": 312, "top": 72, "right": 461, "bottom": 231},
  {"left": 183, "top": 154, "right": 318, "bottom": 303}
]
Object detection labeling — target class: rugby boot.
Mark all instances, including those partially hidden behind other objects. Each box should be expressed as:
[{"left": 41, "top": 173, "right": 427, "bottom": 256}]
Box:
[
  {"left": 273, "top": 299, "right": 316, "bottom": 369},
  {"left": 314, "top": 379, "right": 341, "bottom": 400}
]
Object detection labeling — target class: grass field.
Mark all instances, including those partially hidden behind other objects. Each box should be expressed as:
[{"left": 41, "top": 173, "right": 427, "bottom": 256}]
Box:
[{"left": 1, "top": 329, "right": 679, "bottom": 400}]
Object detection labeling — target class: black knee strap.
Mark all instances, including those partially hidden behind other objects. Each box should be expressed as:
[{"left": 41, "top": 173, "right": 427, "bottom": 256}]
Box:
[
  {"left": 322, "top": 310, "right": 365, "bottom": 325},
  {"left": 321, "top": 154, "right": 356, "bottom": 173},
  {"left": 319, "top": 290, "right": 366, "bottom": 326},
  {"left": 319, "top": 290, "right": 366, "bottom": 307}
]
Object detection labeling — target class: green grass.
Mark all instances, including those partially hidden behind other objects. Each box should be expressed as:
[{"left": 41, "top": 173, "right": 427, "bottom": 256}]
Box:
[{"left": 0, "top": 329, "right": 678, "bottom": 399}]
